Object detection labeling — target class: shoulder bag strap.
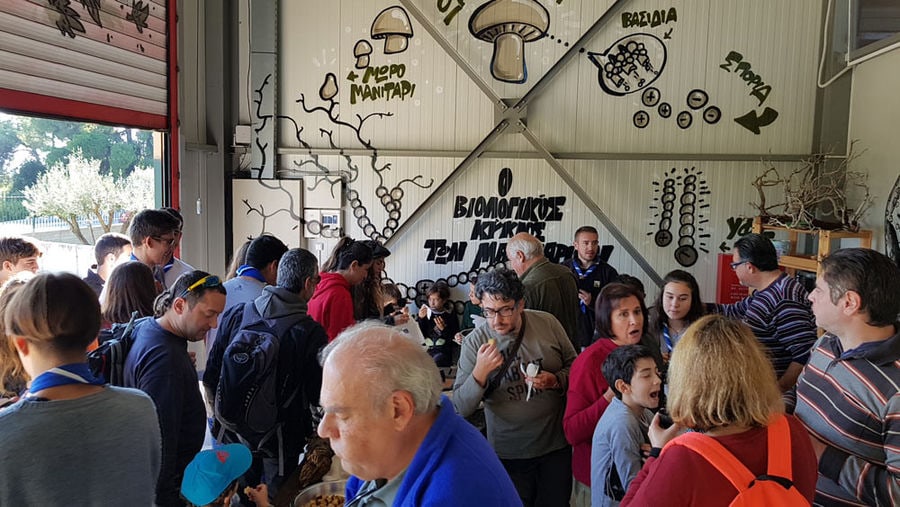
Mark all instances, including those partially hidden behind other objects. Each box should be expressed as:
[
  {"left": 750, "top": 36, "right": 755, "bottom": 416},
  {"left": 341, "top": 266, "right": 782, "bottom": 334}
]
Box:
[{"left": 483, "top": 314, "right": 527, "bottom": 399}]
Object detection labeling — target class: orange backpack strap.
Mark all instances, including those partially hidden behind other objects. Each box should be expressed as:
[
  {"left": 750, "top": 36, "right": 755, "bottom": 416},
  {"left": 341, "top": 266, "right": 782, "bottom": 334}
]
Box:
[
  {"left": 663, "top": 414, "right": 796, "bottom": 493},
  {"left": 764, "top": 414, "right": 793, "bottom": 481},
  {"left": 664, "top": 432, "right": 755, "bottom": 492}
]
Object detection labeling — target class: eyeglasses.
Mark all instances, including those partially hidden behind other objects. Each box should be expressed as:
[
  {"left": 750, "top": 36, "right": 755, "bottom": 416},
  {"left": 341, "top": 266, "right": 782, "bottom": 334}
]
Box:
[
  {"left": 730, "top": 259, "right": 749, "bottom": 270},
  {"left": 152, "top": 235, "right": 178, "bottom": 248},
  {"left": 483, "top": 305, "right": 517, "bottom": 319},
  {"left": 179, "top": 275, "right": 222, "bottom": 298}
]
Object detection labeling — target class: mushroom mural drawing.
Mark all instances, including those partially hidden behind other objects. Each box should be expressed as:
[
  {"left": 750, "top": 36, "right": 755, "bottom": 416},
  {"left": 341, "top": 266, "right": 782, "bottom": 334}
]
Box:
[
  {"left": 588, "top": 33, "right": 667, "bottom": 96},
  {"left": 353, "top": 40, "right": 373, "bottom": 69},
  {"left": 371, "top": 6, "right": 413, "bottom": 55},
  {"left": 319, "top": 73, "right": 338, "bottom": 101},
  {"left": 469, "top": 0, "right": 550, "bottom": 84}
]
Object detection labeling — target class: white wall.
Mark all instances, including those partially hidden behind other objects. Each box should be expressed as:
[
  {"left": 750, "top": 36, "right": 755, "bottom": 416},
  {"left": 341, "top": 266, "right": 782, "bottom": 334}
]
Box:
[
  {"left": 235, "top": 0, "right": 828, "bottom": 305},
  {"left": 847, "top": 45, "right": 900, "bottom": 257}
]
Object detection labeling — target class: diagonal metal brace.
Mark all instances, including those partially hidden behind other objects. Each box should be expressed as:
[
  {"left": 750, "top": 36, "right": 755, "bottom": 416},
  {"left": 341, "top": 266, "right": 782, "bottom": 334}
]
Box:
[
  {"left": 384, "top": 120, "right": 511, "bottom": 247},
  {"left": 519, "top": 120, "right": 663, "bottom": 286}
]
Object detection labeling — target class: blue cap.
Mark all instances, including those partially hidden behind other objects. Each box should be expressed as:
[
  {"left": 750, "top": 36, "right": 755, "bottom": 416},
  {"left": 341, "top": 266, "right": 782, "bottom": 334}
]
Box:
[{"left": 181, "top": 444, "right": 252, "bottom": 505}]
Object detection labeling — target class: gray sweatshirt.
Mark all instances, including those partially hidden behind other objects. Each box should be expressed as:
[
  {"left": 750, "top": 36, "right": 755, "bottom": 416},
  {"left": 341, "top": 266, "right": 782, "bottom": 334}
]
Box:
[
  {"left": 590, "top": 397, "right": 652, "bottom": 507},
  {"left": 453, "top": 309, "right": 577, "bottom": 459}
]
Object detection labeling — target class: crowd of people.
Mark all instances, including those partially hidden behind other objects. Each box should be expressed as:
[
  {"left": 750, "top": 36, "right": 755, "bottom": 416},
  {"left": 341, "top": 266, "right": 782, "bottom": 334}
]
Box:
[{"left": 0, "top": 214, "right": 898, "bottom": 507}]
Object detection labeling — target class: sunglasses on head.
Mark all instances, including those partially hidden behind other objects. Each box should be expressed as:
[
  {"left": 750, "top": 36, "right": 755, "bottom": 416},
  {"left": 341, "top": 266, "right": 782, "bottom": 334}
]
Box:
[{"left": 179, "top": 275, "right": 222, "bottom": 298}]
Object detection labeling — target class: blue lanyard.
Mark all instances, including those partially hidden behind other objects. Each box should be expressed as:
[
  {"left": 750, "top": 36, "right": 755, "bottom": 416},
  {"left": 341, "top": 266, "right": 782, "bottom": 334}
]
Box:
[
  {"left": 662, "top": 325, "right": 674, "bottom": 352},
  {"left": 573, "top": 261, "right": 598, "bottom": 313},
  {"left": 662, "top": 323, "right": 690, "bottom": 353},
  {"left": 131, "top": 253, "right": 174, "bottom": 273},
  {"left": 236, "top": 265, "right": 267, "bottom": 283},
  {"left": 26, "top": 363, "right": 105, "bottom": 398}
]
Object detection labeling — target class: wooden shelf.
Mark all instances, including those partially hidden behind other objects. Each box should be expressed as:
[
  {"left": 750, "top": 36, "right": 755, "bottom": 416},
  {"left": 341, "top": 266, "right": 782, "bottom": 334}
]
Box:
[{"left": 752, "top": 217, "right": 873, "bottom": 278}]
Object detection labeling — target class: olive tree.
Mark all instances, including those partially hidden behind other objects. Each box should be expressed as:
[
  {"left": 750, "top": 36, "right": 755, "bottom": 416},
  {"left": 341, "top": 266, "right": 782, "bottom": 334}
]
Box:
[{"left": 23, "top": 157, "right": 153, "bottom": 244}]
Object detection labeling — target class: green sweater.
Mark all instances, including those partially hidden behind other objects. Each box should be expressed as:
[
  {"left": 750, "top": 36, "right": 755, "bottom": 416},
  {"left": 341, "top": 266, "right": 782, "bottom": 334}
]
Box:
[{"left": 520, "top": 258, "right": 580, "bottom": 348}]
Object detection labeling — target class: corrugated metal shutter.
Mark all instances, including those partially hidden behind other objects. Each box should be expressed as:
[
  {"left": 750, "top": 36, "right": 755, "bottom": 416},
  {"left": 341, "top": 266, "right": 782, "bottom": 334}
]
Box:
[{"left": 0, "top": 0, "right": 169, "bottom": 129}]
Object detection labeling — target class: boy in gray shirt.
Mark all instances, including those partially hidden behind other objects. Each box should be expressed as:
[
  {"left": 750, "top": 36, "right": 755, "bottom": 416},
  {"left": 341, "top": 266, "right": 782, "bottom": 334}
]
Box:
[{"left": 591, "top": 345, "right": 662, "bottom": 507}]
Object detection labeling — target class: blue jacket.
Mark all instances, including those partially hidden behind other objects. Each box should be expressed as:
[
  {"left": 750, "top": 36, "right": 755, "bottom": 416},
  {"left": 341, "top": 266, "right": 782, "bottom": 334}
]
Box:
[{"left": 345, "top": 396, "right": 522, "bottom": 506}]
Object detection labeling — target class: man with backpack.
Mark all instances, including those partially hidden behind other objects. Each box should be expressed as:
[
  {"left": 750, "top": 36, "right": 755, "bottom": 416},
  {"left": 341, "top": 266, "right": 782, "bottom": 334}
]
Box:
[
  {"left": 204, "top": 248, "right": 328, "bottom": 502},
  {"left": 124, "top": 270, "right": 227, "bottom": 507}
]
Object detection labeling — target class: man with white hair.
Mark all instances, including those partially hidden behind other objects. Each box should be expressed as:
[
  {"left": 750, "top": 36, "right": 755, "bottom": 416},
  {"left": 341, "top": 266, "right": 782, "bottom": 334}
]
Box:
[
  {"left": 506, "top": 232, "right": 580, "bottom": 348},
  {"left": 318, "top": 322, "right": 521, "bottom": 506}
]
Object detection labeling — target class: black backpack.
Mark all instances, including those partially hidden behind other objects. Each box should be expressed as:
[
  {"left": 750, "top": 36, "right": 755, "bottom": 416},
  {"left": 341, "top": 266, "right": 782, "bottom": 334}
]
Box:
[
  {"left": 87, "top": 312, "right": 148, "bottom": 386},
  {"left": 214, "top": 304, "right": 308, "bottom": 458}
]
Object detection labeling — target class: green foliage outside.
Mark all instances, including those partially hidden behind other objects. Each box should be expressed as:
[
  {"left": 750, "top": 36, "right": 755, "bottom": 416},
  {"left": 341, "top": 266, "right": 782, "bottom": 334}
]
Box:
[{"left": 0, "top": 115, "right": 158, "bottom": 244}]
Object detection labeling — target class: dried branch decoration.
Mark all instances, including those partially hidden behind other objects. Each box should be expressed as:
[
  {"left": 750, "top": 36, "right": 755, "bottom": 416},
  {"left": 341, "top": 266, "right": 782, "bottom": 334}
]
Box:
[{"left": 751, "top": 143, "right": 873, "bottom": 231}]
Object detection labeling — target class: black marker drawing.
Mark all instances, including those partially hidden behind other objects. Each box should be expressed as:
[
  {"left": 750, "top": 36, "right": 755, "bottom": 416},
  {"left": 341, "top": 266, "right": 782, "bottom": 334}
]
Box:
[
  {"left": 633, "top": 111, "right": 650, "bottom": 129},
  {"left": 720, "top": 51, "right": 772, "bottom": 106},
  {"left": 294, "top": 74, "right": 434, "bottom": 241},
  {"left": 658, "top": 102, "right": 672, "bottom": 118},
  {"left": 588, "top": 33, "right": 667, "bottom": 96},
  {"left": 734, "top": 107, "right": 778, "bottom": 135},
  {"left": 48, "top": 0, "right": 86, "bottom": 39},
  {"left": 703, "top": 106, "right": 721, "bottom": 124},
  {"left": 642, "top": 87, "right": 661, "bottom": 107},
  {"left": 371, "top": 6, "right": 413, "bottom": 55},
  {"left": 80, "top": 0, "right": 102, "bottom": 27},
  {"left": 621, "top": 8, "right": 678, "bottom": 29},
  {"left": 649, "top": 167, "right": 711, "bottom": 267},
  {"left": 886, "top": 175, "right": 900, "bottom": 268},
  {"left": 469, "top": 0, "right": 550, "bottom": 84},
  {"left": 319, "top": 73, "right": 338, "bottom": 101},
  {"left": 686, "top": 89, "right": 708, "bottom": 110},
  {"left": 126, "top": 0, "right": 150, "bottom": 34},
  {"left": 635, "top": 89, "right": 718, "bottom": 130},
  {"left": 240, "top": 186, "right": 306, "bottom": 236},
  {"left": 247, "top": 72, "right": 432, "bottom": 239}
]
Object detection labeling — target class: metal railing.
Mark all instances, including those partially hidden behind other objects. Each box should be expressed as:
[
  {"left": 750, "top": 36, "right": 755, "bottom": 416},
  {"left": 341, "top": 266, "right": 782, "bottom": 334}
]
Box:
[{"left": 0, "top": 194, "right": 127, "bottom": 235}]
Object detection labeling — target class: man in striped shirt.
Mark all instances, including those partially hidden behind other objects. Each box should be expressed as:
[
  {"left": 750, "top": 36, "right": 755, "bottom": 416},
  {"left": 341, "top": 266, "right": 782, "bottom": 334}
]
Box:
[
  {"left": 792, "top": 248, "right": 900, "bottom": 505},
  {"left": 714, "top": 233, "right": 817, "bottom": 391}
]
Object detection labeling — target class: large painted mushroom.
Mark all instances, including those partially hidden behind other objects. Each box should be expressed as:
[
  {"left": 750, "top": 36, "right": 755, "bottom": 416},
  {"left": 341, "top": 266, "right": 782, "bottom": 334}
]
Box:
[
  {"left": 371, "top": 7, "right": 413, "bottom": 55},
  {"left": 469, "top": 0, "right": 550, "bottom": 84}
]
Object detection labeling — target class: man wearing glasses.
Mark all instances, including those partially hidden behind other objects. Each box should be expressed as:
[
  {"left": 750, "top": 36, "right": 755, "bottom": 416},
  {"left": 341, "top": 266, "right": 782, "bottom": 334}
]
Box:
[
  {"left": 453, "top": 268, "right": 577, "bottom": 507},
  {"left": 125, "top": 271, "right": 226, "bottom": 507},
  {"left": 712, "top": 233, "right": 816, "bottom": 391},
  {"left": 128, "top": 208, "right": 194, "bottom": 291}
]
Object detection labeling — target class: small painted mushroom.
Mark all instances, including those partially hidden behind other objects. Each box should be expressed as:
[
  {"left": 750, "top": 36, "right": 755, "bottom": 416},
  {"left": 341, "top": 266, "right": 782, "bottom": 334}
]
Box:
[
  {"left": 371, "top": 6, "right": 413, "bottom": 54},
  {"left": 353, "top": 39, "right": 373, "bottom": 69},
  {"left": 469, "top": 0, "right": 550, "bottom": 83},
  {"left": 319, "top": 73, "right": 338, "bottom": 101}
]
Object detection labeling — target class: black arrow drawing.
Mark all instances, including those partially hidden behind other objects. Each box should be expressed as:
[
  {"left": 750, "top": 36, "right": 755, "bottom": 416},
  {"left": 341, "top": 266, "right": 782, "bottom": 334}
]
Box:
[
  {"left": 346, "top": 71, "right": 359, "bottom": 82},
  {"left": 663, "top": 28, "right": 673, "bottom": 39},
  {"left": 734, "top": 107, "right": 779, "bottom": 135},
  {"left": 719, "top": 241, "right": 729, "bottom": 253}
]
